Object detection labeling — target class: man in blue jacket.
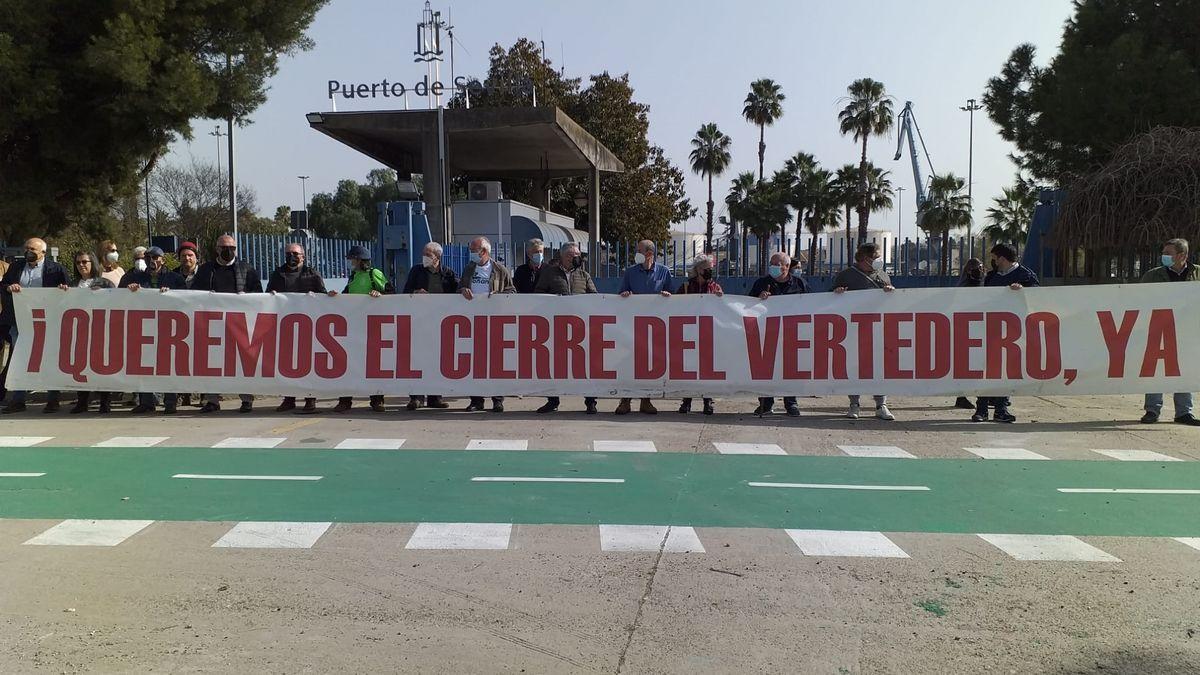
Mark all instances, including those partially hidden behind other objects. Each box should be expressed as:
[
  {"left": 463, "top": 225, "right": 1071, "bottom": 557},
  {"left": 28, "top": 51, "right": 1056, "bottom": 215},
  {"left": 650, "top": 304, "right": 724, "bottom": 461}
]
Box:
[
  {"left": 616, "top": 240, "right": 672, "bottom": 415},
  {"left": 973, "top": 243, "right": 1039, "bottom": 423},
  {"left": 1, "top": 238, "right": 69, "bottom": 414}
]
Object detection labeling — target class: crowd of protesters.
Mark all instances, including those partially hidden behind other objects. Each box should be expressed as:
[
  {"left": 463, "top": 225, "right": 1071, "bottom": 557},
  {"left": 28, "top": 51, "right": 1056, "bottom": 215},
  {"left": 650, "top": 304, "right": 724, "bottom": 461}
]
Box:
[{"left": 0, "top": 233, "right": 1194, "bottom": 427}]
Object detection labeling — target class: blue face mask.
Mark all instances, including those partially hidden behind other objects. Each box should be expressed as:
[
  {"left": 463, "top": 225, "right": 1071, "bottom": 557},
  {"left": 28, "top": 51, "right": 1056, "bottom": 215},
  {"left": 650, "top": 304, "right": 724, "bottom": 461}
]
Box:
[
  {"left": 1162, "top": 254, "right": 1176, "bottom": 268},
  {"left": 769, "top": 265, "right": 784, "bottom": 278},
  {"left": 469, "top": 251, "right": 482, "bottom": 264},
  {"left": 791, "top": 268, "right": 803, "bottom": 279},
  {"left": 530, "top": 252, "right": 544, "bottom": 265}
]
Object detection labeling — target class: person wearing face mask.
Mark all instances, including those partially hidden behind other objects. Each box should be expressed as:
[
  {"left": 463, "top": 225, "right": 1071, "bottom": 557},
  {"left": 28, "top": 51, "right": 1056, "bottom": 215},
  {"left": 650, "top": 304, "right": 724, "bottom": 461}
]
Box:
[
  {"left": 513, "top": 239, "right": 547, "bottom": 294},
  {"left": 57, "top": 251, "right": 115, "bottom": 414},
  {"left": 833, "top": 242, "right": 897, "bottom": 421},
  {"left": 1, "top": 238, "right": 69, "bottom": 414},
  {"left": 268, "top": 243, "right": 335, "bottom": 414},
  {"left": 953, "top": 258, "right": 986, "bottom": 410},
  {"left": 333, "top": 245, "right": 391, "bottom": 414},
  {"left": 461, "top": 236, "right": 515, "bottom": 413},
  {"left": 193, "top": 234, "right": 263, "bottom": 414},
  {"left": 677, "top": 255, "right": 724, "bottom": 416},
  {"left": 971, "top": 243, "right": 1040, "bottom": 423},
  {"left": 175, "top": 241, "right": 200, "bottom": 288},
  {"left": 99, "top": 239, "right": 125, "bottom": 286},
  {"left": 1138, "top": 238, "right": 1200, "bottom": 426},
  {"left": 118, "top": 247, "right": 187, "bottom": 414},
  {"left": 616, "top": 240, "right": 672, "bottom": 415},
  {"left": 748, "top": 251, "right": 809, "bottom": 416},
  {"left": 534, "top": 242, "right": 599, "bottom": 414},
  {"left": 402, "top": 241, "right": 459, "bottom": 411},
  {"left": 132, "top": 246, "right": 148, "bottom": 273}
]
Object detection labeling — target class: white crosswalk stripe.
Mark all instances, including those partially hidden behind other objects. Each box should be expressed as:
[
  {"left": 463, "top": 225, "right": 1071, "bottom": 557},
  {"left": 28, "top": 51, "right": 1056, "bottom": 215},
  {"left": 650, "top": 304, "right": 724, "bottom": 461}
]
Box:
[
  {"left": 334, "top": 438, "right": 406, "bottom": 450},
  {"left": 1092, "top": 449, "right": 1183, "bottom": 462},
  {"left": 213, "top": 522, "right": 332, "bottom": 548},
  {"left": 465, "top": 439, "right": 528, "bottom": 451},
  {"left": 964, "top": 447, "right": 1050, "bottom": 460},
  {"left": 405, "top": 523, "right": 513, "bottom": 550},
  {"left": 212, "top": 437, "right": 287, "bottom": 449},
  {"left": 24, "top": 520, "right": 154, "bottom": 546},
  {"left": 978, "top": 534, "right": 1120, "bottom": 562},
  {"left": 599, "top": 525, "right": 705, "bottom": 552},
  {"left": 1174, "top": 538, "right": 1200, "bottom": 553},
  {"left": 593, "top": 440, "right": 657, "bottom": 453},
  {"left": 0, "top": 436, "right": 54, "bottom": 447},
  {"left": 785, "top": 529, "right": 909, "bottom": 558},
  {"left": 837, "top": 445, "right": 916, "bottom": 459},
  {"left": 713, "top": 442, "right": 786, "bottom": 455},
  {"left": 94, "top": 436, "right": 169, "bottom": 448}
]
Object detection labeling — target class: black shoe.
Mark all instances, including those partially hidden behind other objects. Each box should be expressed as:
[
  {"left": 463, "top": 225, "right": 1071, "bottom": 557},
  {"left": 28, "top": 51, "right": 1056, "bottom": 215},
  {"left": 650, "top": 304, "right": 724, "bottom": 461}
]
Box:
[
  {"left": 332, "top": 399, "right": 352, "bottom": 414},
  {"left": 678, "top": 399, "right": 692, "bottom": 414},
  {"left": 43, "top": 401, "right": 60, "bottom": 414},
  {"left": 426, "top": 396, "right": 449, "bottom": 409},
  {"left": 614, "top": 399, "right": 631, "bottom": 415},
  {"left": 2, "top": 402, "right": 26, "bottom": 414},
  {"left": 703, "top": 400, "right": 714, "bottom": 416},
  {"left": 464, "top": 399, "right": 484, "bottom": 412},
  {"left": 70, "top": 400, "right": 89, "bottom": 414},
  {"left": 406, "top": 398, "right": 420, "bottom": 411},
  {"left": 179, "top": 394, "right": 192, "bottom": 407},
  {"left": 130, "top": 404, "right": 155, "bottom": 414},
  {"left": 585, "top": 400, "right": 598, "bottom": 415},
  {"left": 784, "top": 405, "right": 800, "bottom": 417},
  {"left": 1174, "top": 414, "right": 1200, "bottom": 426},
  {"left": 276, "top": 398, "right": 296, "bottom": 413},
  {"left": 536, "top": 401, "right": 558, "bottom": 413},
  {"left": 754, "top": 404, "right": 773, "bottom": 416},
  {"left": 98, "top": 401, "right": 111, "bottom": 415},
  {"left": 954, "top": 397, "right": 975, "bottom": 410},
  {"left": 994, "top": 410, "right": 1017, "bottom": 423},
  {"left": 200, "top": 402, "right": 221, "bottom": 414},
  {"left": 370, "top": 399, "right": 386, "bottom": 413},
  {"left": 238, "top": 401, "right": 253, "bottom": 414},
  {"left": 1140, "top": 411, "right": 1160, "bottom": 424},
  {"left": 163, "top": 404, "right": 176, "bottom": 415},
  {"left": 491, "top": 402, "right": 504, "bottom": 413}
]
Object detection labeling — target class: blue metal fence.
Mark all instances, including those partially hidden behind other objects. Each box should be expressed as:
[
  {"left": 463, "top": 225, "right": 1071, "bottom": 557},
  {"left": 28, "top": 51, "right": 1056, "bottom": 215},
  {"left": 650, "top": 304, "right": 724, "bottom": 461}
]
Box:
[{"left": 236, "top": 233, "right": 370, "bottom": 282}]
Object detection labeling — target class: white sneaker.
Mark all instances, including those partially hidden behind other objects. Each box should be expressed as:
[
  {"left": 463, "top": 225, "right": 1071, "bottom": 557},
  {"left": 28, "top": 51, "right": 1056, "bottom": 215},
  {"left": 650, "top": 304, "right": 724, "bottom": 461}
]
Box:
[
  {"left": 876, "top": 404, "right": 895, "bottom": 421},
  {"left": 847, "top": 403, "right": 860, "bottom": 419}
]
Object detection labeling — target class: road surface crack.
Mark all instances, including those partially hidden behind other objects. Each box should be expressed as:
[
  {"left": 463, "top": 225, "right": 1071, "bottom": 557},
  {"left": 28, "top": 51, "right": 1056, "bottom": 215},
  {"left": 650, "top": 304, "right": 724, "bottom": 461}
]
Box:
[{"left": 615, "top": 527, "right": 669, "bottom": 674}]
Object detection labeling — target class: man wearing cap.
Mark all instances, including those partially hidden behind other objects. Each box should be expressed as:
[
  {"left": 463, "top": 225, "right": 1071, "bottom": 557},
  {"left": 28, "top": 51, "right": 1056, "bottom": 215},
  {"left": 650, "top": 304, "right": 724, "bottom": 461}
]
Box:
[
  {"left": 192, "top": 234, "right": 263, "bottom": 413},
  {"left": 176, "top": 241, "right": 200, "bottom": 288},
  {"left": 120, "top": 247, "right": 187, "bottom": 414},
  {"left": 268, "top": 242, "right": 335, "bottom": 414},
  {"left": 332, "top": 245, "right": 390, "bottom": 413},
  {"left": 460, "top": 236, "right": 515, "bottom": 413}
]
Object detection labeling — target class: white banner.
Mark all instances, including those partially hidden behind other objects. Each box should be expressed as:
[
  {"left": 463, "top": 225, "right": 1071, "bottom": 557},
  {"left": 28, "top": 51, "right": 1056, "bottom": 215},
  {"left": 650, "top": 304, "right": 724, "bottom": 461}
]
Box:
[{"left": 9, "top": 285, "right": 1198, "bottom": 397}]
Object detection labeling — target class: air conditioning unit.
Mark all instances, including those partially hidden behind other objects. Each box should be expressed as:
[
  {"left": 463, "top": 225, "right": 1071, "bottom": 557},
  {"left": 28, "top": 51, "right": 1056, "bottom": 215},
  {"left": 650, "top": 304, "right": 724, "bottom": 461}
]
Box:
[{"left": 468, "top": 181, "right": 502, "bottom": 201}]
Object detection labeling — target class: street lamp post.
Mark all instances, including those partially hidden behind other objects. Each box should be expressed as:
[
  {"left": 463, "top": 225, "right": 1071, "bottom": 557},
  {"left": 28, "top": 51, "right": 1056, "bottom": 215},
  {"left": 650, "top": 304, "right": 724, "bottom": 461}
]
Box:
[
  {"left": 896, "top": 185, "right": 906, "bottom": 275},
  {"left": 298, "top": 175, "right": 310, "bottom": 211},
  {"left": 210, "top": 126, "right": 226, "bottom": 202},
  {"left": 960, "top": 98, "right": 984, "bottom": 256}
]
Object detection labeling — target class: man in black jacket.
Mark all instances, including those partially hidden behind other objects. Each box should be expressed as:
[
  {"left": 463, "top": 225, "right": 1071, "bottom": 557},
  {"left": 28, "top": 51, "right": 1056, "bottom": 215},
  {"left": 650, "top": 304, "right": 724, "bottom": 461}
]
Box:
[
  {"left": 120, "top": 247, "right": 187, "bottom": 414},
  {"left": 973, "top": 243, "right": 1040, "bottom": 423},
  {"left": 267, "top": 242, "right": 334, "bottom": 413},
  {"left": 192, "top": 234, "right": 262, "bottom": 413},
  {"left": 512, "top": 238, "right": 546, "bottom": 294},
  {"left": 1, "top": 238, "right": 70, "bottom": 414},
  {"left": 401, "top": 241, "right": 458, "bottom": 411},
  {"left": 748, "top": 251, "right": 808, "bottom": 417}
]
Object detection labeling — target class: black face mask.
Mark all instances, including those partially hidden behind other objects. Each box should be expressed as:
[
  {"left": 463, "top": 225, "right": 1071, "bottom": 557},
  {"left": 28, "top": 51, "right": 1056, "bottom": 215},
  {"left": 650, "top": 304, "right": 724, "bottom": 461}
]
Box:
[
  {"left": 570, "top": 257, "right": 582, "bottom": 270},
  {"left": 286, "top": 253, "right": 302, "bottom": 268},
  {"left": 700, "top": 268, "right": 713, "bottom": 280},
  {"left": 24, "top": 251, "right": 38, "bottom": 264},
  {"left": 218, "top": 247, "right": 236, "bottom": 263}
]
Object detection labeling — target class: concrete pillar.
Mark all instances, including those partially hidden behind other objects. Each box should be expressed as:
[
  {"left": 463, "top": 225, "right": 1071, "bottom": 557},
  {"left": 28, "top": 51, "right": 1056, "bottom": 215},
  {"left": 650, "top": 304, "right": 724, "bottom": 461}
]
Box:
[{"left": 589, "top": 166, "right": 601, "bottom": 273}]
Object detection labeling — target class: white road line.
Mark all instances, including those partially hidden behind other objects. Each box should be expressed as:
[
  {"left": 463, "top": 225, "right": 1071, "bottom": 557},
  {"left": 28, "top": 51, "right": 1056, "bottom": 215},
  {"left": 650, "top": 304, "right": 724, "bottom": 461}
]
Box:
[
  {"left": 405, "top": 522, "right": 512, "bottom": 550},
  {"left": 593, "top": 440, "right": 657, "bottom": 453},
  {"left": 964, "top": 447, "right": 1050, "bottom": 460},
  {"left": 334, "top": 438, "right": 406, "bottom": 450},
  {"left": 599, "top": 525, "right": 705, "bottom": 553},
  {"left": 465, "top": 439, "right": 528, "bottom": 451},
  {"left": 1092, "top": 449, "right": 1183, "bottom": 462},
  {"left": 0, "top": 472, "right": 45, "bottom": 477},
  {"left": 1058, "top": 488, "right": 1200, "bottom": 495},
  {"left": 713, "top": 442, "right": 786, "bottom": 455},
  {"left": 212, "top": 437, "right": 287, "bottom": 449},
  {"left": 978, "top": 534, "right": 1121, "bottom": 562},
  {"left": 837, "top": 445, "right": 916, "bottom": 459},
  {"left": 785, "top": 529, "right": 909, "bottom": 558},
  {"left": 24, "top": 519, "right": 154, "bottom": 546},
  {"left": 212, "top": 522, "right": 332, "bottom": 548},
  {"left": 1174, "top": 538, "right": 1200, "bottom": 552},
  {"left": 0, "top": 436, "right": 54, "bottom": 447},
  {"left": 749, "top": 481, "right": 930, "bottom": 491},
  {"left": 471, "top": 476, "right": 625, "bottom": 484},
  {"left": 94, "top": 436, "right": 169, "bottom": 448},
  {"left": 172, "top": 474, "right": 322, "bottom": 481}
]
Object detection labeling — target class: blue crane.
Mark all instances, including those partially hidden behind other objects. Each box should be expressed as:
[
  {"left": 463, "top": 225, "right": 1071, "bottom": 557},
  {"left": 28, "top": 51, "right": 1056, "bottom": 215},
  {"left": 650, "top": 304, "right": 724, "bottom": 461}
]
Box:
[{"left": 893, "top": 101, "right": 936, "bottom": 210}]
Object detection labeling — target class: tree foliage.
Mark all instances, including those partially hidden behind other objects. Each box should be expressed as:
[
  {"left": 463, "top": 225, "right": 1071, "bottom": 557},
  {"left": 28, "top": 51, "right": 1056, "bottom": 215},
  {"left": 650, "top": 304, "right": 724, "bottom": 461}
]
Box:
[
  {"left": 918, "top": 173, "right": 971, "bottom": 274},
  {"left": 689, "top": 123, "right": 732, "bottom": 252},
  {"left": 307, "top": 168, "right": 401, "bottom": 240},
  {"left": 984, "top": 178, "right": 1037, "bottom": 245},
  {"left": 742, "top": 79, "right": 785, "bottom": 181},
  {"left": 838, "top": 78, "right": 894, "bottom": 244},
  {"left": 0, "top": 0, "right": 327, "bottom": 242},
  {"left": 984, "top": 0, "right": 1200, "bottom": 181}
]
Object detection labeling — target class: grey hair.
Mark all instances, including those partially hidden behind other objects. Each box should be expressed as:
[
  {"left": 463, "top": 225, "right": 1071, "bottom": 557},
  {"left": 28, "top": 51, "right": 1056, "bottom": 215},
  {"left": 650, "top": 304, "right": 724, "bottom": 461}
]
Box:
[
  {"left": 473, "top": 236, "right": 492, "bottom": 252},
  {"left": 527, "top": 238, "right": 544, "bottom": 251},
  {"left": 284, "top": 242, "right": 305, "bottom": 253},
  {"left": 769, "top": 251, "right": 791, "bottom": 266},
  {"left": 424, "top": 241, "right": 443, "bottom": 256},
  {"left": 1166, "top": 238, "right": 1189, "bottom": 255},
  {"left": 561, "top": 242, "right": 581, "bottom": 255}
]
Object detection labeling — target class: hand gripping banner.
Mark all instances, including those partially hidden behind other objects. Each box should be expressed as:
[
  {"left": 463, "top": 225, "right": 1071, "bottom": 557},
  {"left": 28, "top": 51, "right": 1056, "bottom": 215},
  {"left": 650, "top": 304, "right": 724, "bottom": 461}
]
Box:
[{"left": 9, "top": 285, "right": 1197, "bottom": 398}]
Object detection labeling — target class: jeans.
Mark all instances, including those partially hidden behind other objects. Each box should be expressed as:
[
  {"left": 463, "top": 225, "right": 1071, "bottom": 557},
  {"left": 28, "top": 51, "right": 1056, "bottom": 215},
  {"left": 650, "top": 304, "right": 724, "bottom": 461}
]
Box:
[
  {"left": 1145, "top": 392, "right": 1194, "bottom": 418},
  {"left": 977, "top": 396, "right": 1012, "bottom": 411},
  {"left": 758, "top": 396, "right": 797, "bottom": 410},
  {"left": 138, "top": 393, "right": 178, "bottom": 409},
  {"left": 7, "top": 327, "right": 58, "bottom": 405},
  {"left": 849, "top": 395, "right": 887, "bottom": 407},
  {"left": 206, "top": 393, "right": 254, "bottom": 405}
]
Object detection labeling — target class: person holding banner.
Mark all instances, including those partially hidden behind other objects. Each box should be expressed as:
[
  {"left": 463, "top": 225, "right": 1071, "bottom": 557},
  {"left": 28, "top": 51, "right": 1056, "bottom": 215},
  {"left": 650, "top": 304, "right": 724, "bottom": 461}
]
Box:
[
  {"left": 534, "top": 242, "right": 599, "bottom": 414},
  {"left": 1, "top": 238, "right": 69, "bottom": 414},
  {"left": 678, "top": 254, "right": 723, "bottom": 416},
  {"left": 749, "top": 251, "right": 808, "bottom": 417},
  {"left": 513, "top": 238, "right": 546, "bottom": 294},
  {"left": 461, "top": 236, "right": 515, "bottom": 413},
  {"left": 334, "top": 245, "right": 390, "bottom": 414},
  {"left": 1139, "top": 238, "right": 1200, "bottom": 425},
  {"left": 833, "top": 242, "right": 896, "bottom": 421},
  {"left": 194, "top": 234, "right": 262, "bottom": 414},
  {"left": 120, "top": 247, "right": 187, "bottom": 414},
  {"left": 954, "top": 258, "right": 985, "bottom": 410},
  {"left": 269, "top": 243, "right": 334, "bottom": 414},
  {"left": 616, "top": 240, "right": 673, "bottom": 415},
  {"left": 403, "top": 241, "right": 458, "bottom": 411},
  {"left": 176, "top": 241, "right": 200, "bottom": 289},
  {"left": 59, "top": 251, "right": 115, "bottom": 415},
  {"left": 98, "top": 240, "right": 125, "bottom": 286},
  {"left": 972, "top": 243, "right": 1039, "bottom": 423}
]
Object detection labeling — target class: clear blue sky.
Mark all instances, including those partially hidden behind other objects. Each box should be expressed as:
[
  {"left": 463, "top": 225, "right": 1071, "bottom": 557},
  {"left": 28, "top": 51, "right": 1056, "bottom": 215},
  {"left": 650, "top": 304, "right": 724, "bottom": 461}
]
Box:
[{"left": 168, "top": 0, "right": 1075, "bottom": 238}]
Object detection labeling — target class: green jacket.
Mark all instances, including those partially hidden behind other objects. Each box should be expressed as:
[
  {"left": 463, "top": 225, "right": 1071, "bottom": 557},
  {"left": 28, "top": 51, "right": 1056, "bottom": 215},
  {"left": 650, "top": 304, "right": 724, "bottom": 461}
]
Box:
[
  {"left": 344, "top": 267, "right": 389, "bottom": 295},
  {"left": 1140, "top": 265, "right": 1199, "bottom": 283}
]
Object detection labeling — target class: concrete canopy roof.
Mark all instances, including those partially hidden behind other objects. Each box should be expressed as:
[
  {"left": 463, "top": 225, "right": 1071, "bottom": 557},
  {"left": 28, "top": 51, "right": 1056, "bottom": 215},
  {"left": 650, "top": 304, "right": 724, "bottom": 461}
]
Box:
[{"left": 306, "top": 106, "right": 625, "bottom": 178}]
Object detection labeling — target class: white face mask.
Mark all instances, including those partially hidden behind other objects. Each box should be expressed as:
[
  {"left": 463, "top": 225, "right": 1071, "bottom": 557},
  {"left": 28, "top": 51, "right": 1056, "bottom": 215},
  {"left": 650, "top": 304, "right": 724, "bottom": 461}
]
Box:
[
  {"left": 105, "top": 251, "right": 119, "bottom": 264},
  {"left": 634, "top": 252, "right": 647, "bottom": 265},
  {"left": 423, "top": 255, "right": 437, "bottom": 269},
  {"left": 871, "top": 258, "right": 884, "bottom": 272},
  {"left": 133, "top": 259, "right": 147, "bottom": 272}
]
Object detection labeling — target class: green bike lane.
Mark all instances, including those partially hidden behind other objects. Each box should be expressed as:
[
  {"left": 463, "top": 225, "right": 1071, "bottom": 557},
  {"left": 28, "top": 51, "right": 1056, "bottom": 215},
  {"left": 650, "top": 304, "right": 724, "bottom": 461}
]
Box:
[{"left": 1, "top": 446, "right": 1197, "bottom": 536}]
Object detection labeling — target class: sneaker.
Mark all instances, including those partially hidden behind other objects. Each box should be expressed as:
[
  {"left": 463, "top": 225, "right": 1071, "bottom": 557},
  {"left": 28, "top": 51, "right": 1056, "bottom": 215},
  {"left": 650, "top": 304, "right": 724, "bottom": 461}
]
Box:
[
  {"left": 971, "top": 412, "right": 988, "bottom": 422},
  {"left": 585, "top": 400, "right": 598, "bottom": 415},
  {"left": 847, "top": 403, "right": 860, "bottom": 419},
  {"left": 406, "top": 398, "right": 420, "bottom": 411},
  {"left": 536, "top": 401, "right": 558, "bottom": 414},
  {"left": 677, "top": 399, "right": 692, "bottom": 414},
  {"left": 332, "top": 399, "right": 352, "bottom": 414},
  {"left": 1140, "top": 411, "right": 1160, "bottom": 424},
  {"left": 639, "top": 399, "right": 658, "bottom": 415},
  {"left": 200, "top": 402, "right": 221, "bottom": 414},
  {"left": 276, "top": 398, "right": 296, "bottom": 413},
  {"left": 876, "top": 405, "right": 895, "bottom": 421},
  {"left": 491, "top": 402, "right": 504, "bottom": 413},
  {"left": 784, "top": 404, "right": 800, "bottom": 417},
  {"left": 702, "top": 400, "right": 714, "bottom": 416},
  {"left": 1174, "top": 413, "right": 1200, "bottom": 426},
  {"left": 614, "top": 399, "right": 631, "bottom": 415},
  {"left": 754, "top": 404, "right": 773, "bottom": 416},
  {"left": 464, "top": 399, "right": 485, "bottom": 412},
  {"left": 954, "top": 396, "right": 976, "bottom": 410},
  {"left": 238, "top": 401, "right": 253, "bottom": 414},
  {"left": 994, "top": 409, "right": 1017, "bottom": 423}
]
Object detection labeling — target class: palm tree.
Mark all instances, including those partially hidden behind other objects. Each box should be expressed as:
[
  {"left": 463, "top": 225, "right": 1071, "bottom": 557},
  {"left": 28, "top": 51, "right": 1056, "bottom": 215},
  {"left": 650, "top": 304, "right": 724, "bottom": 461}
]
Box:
[
  {"left": 837, "top": 78, "right": 894, "bottom": 244},
  {"left": 743, "top": 181, "right": 792, "bottom": 272},
  {"left": 831, "top": 163, "right": 893, "bottom": 264},
  {"left": 802, "top": 169, "right": 840, "bottom": 275},
  {"left": 984, "top": 182, "right": 1037, "bottom": 245},
  {"left": 832, "top": 164, "right": 860, "bottom": 263},
  {"left": 689, "top": 123, "right": 733, "bottom": 253},
  {"left": 773, "top": 152, "right": 817, "bottom": 261},
  {"left": 919, "top": 173, "right": 971, "bottom": 275},
  {"left": 743, "top": 79, "right": 785, "bottom": 181},
  {"left": 725, "top": 171, "right": 757, "bottom": 274}
]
